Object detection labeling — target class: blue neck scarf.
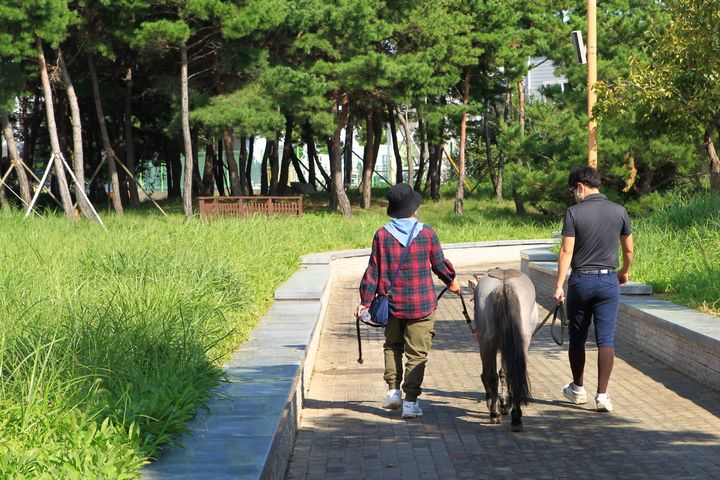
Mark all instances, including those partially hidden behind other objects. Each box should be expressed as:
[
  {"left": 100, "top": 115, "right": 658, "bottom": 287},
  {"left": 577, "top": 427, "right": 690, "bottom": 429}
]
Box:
[{"left": 383, "top": 217, "right": 423, "bottom": 247}]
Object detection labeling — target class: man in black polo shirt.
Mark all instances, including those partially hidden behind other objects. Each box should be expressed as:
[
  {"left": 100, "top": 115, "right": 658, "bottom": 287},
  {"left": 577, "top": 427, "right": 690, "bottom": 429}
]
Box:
[{"left": 553, "top": 166, "right": 634, "bottom": 412}]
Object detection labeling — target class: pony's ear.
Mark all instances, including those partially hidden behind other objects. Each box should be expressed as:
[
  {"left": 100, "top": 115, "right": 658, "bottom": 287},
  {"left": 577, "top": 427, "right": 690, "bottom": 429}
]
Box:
[{"left": 467, "top": 280, "right": 476, "bottom": 292}]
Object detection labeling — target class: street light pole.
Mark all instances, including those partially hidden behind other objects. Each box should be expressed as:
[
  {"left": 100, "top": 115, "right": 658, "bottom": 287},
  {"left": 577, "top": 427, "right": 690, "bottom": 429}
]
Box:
[{"left": 587, "top": 0, "right": 598, "bottom": 168}]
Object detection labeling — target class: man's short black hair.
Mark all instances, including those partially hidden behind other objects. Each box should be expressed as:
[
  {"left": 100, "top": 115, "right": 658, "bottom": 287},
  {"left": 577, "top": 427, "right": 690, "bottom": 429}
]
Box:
[{"left": 568, "top": 166, "right": 601, "bottom": 188}]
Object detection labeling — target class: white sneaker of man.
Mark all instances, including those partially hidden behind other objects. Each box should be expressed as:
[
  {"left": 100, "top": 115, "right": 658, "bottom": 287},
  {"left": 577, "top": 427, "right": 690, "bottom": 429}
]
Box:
[
  {"left": 382, "top": 389, "right": 402, "bottom": 410},
  {"left": 595, "top": 393, "right": 614, "bottom": 412},
  {"left": 562, "top": 382, "right": 588, "bottom": 404},
  {"left": 401, "top": 399, "right": 423, "bottom": 419}
]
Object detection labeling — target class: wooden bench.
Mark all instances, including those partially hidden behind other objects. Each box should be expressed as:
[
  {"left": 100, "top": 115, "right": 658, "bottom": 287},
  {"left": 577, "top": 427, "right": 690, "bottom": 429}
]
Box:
[{"left": 198, "top": 196, "right": 303, "bottom": 217}]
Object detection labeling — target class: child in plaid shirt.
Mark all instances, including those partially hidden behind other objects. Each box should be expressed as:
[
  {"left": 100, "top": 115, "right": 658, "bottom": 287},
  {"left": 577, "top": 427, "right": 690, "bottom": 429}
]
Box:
[{"left": 356, "top": 184, "right": 460, "bottom": 418}]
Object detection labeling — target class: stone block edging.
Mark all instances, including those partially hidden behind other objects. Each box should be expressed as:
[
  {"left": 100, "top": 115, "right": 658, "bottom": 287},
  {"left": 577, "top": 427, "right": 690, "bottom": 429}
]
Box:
[
  {"left": 521, "top": 247, "right": 720, "bottom": 393},
  {"left": 142, "top": 239, "right": 554, "bottom": 480}
]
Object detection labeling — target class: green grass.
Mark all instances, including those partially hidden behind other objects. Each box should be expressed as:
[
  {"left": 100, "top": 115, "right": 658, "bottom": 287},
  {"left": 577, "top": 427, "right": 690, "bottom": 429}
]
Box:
[
  {"left": 631, "top": 194, "right": 720, "bottom": 315},
  {"left": 0, "top": 189, "right": 716, "bottom": 477}
]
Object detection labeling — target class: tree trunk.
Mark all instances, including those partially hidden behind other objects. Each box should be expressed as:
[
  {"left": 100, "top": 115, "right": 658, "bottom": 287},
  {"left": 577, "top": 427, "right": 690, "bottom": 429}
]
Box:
[
  {"left": 221, "top": 126, "right": 242, "bottom": 195},
  {"left": 387, "top": 104, "right": 404, "bottom": 184},
  {"left": 512, "top": 185, "right": 526, "bottom": 215},
  {"left": 360, "top": 109, "right": 375, "bottom": 209},
  {"left": 414, "top": 116, "right": 427, "bottom": 192},
  {"left": 25, "top": 93, "right": 42, "bottom": 168},
  {"left": 344, "top": 102, "right": 353, "bottom": 188},
  {"left": 424, "top": 141, "right": 433, "bottom": 196},
  {"left": 290, "top": 150, "right": 307, "bottom": 184},
  {"left": 180, "top": 43, "right": 194, "bottom": 217},
  {"left": 279, "top": 116, "right": 294, "bottom": 195},
  {"left": 57, "top": 91, "right": 73, "bottom": 167},
  {"left": 0, "top": 173, "right": 7, "bottom": 208},
  {"left": 191, "top": 127, "right": 201, "bottom": 196},
  {"left": 87, "top": 55, "right": 124, "bottom": 215},
  {"left": 496, "top": 153, "right": 505, "bottom": 201},
  {"left": 214, "top": 139, "right": 226, "bottom": 196},
  {"left": 490, "top": 94, "right": 511, "bottom": 202},
  {"left": 304, "top": 126, "right": 317, "bottom": 189},
  {"left": 330, "top": 94, "right": 352, "bottom": 216},
  {"left": 269, "top": 138, "right": 279, "bottom": 195},
  {"left": 202, "top": 140, "right": 215, "bottom": 196},
  {"left": 304, "top": 126, "right": 330, "bottom": 190},
  {"left": 19, "top": 96, "right": 31, "bottom": 161},
  {"left": 261, "top": 140, "right": 271, "bottom": 195},
  {"left": 169, "top": 143, "right": 182, "bottom": 199},
  {"left": 705, "top": 123, "right": 720, "bottom": 193},
  {"left": 57, "top": 49, "right": 95, "bottom": 218},
  {"left": 430, "top": 143, "right": 442, "bottom": 202},
  {"left": 483, "top": 106, "right": 498, "bottom": 195},
  {"left": 622, "top": 151, "right": 638, "bottom": 193},
  {"left": 455, "top": 67, "right": 471, "bottom": 214},
  {"left": 246, "top": 136, "right": 254, "bottom": 195},
  {"left": 517, "top": 81, "right": 525, "bottom": 135},
  {"left": 429, "top": 114, "right": 444, "bottom": 202},
  {"left": 371, "top": 109, "right": 383, "bottom": 182},
  {"left": 1, "top": 113, "right": 32, "bottom": 205},
  {"left": 398, "top": 106, "right": 414, "bottom": 187},
  {"left": 124, "top": 67, "right": 140, "bottom": 207},
  {"left": 36, "top": 38, "right": 74, "bottom": 220},
  {"left": 239, "top": 136, "right": 249, "bottom": 195}
]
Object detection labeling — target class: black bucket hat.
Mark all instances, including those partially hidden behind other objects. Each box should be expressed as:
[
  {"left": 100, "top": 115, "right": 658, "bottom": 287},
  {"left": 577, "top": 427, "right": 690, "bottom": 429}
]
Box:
[{"left": 386, "top": 183, "right": 422, "bottom": 218}]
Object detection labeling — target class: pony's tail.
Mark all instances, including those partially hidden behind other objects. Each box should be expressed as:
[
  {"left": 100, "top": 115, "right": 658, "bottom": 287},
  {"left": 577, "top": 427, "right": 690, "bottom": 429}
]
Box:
[{"left": 492, "top": 282, "right": 531, "bottom": 407}]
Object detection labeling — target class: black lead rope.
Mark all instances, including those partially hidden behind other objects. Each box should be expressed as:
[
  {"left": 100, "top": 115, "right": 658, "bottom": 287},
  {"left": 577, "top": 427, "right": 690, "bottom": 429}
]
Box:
[
  {"left": 437, "top": 286, "right": 476, "bottom": 334},
  {"left": 532, "top": 301, "right": 568, "bottom": 346}
]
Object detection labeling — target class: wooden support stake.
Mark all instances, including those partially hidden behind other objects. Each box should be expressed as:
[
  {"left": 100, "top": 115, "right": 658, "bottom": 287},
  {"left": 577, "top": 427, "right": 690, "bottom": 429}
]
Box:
[
  {"left": 58, "top": 153, "right": 106, "bottom": 229},
  {"left": 24, "top": 155, "right": 56, "bottom": 219},
  {"left": 443, "top": 150, "right": 472, "bottom": 190}
]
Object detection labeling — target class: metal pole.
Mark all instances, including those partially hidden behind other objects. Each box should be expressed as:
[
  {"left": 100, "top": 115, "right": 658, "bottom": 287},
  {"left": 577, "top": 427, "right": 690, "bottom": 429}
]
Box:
[{"left": 587, "top": 0, "right": 598, "bottom": 168}]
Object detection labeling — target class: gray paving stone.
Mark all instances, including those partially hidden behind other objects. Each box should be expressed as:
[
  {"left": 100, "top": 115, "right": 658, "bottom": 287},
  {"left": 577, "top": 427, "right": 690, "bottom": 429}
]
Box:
[{"left": 260, "top": 301, "right": 322, "bottom": 324}]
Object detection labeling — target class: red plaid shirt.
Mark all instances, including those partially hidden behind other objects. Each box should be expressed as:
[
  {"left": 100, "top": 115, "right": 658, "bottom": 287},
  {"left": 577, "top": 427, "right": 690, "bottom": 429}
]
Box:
[{"left": 359, "top": 225, "right": 456, "bottom": 319}]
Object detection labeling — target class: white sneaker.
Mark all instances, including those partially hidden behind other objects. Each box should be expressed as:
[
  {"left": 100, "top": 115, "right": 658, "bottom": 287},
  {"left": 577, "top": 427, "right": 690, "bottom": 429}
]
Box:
[
  {"left": 402, "top": 400, "right": 423, "bottom": 418},
  {"left": 595, "top": 393, "right": 614, "bottom": 412},
  {"left": 562, "top": 383, "right": 588, "bottom": 404},
  {"left": 382, "top": 389, "right": 402, "bottom": 410}
]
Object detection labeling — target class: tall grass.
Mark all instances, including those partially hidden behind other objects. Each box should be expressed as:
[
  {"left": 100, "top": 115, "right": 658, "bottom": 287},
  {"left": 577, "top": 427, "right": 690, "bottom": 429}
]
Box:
[{"left": 632, "top": 194, "right": 720, "bottom": 314}]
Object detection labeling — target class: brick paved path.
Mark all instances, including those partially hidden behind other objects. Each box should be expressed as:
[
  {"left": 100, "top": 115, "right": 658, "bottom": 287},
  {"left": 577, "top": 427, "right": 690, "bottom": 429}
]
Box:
[{"left": 286, "top": 262, "right": 720, "bottom": 479}]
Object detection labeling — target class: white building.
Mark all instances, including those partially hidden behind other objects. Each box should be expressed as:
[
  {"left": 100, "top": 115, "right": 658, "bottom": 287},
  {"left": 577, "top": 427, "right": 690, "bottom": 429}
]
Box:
[{"left": 524, "top": 56, "right": 569, "bottom": 100}]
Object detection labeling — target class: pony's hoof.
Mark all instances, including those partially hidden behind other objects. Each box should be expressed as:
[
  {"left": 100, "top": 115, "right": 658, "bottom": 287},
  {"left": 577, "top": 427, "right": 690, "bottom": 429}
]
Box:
[
  {"left": 511, "top": 422, "right": 524, "bottom": 432},
  {"left": 490, "top": 416, "right": 501, "bottom": 424}
]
